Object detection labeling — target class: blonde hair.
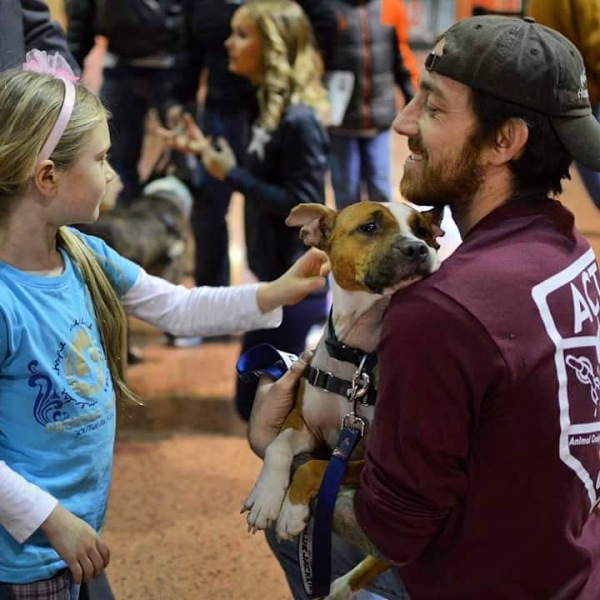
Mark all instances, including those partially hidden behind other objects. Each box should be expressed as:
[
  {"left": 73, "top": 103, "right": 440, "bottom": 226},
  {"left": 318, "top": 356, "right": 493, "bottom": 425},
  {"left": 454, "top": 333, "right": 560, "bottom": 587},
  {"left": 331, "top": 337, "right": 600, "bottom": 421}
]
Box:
[
  {"left": 242, "top": 0, "right": 329, "bottom": 130},
  {"left": 0, "top": 69, "right": 137, "bottom": 405}
]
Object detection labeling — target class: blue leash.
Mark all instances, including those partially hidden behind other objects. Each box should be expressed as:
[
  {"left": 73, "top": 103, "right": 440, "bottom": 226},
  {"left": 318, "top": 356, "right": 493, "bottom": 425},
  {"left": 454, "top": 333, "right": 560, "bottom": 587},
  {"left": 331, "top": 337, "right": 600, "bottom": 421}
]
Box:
[
  {"left": 236, "top": 343, "right": 371, "bottom": 599},
  {"left": 299, "top": 358, "right": 371, "bottom": 599},
  {"left": 299, "top": 420, "right": 364, "bottom": 598}
]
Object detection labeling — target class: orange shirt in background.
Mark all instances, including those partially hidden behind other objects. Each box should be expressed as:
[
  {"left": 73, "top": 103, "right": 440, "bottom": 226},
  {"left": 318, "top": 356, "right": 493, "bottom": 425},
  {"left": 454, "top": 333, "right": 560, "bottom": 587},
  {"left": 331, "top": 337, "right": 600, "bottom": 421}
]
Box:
[{"left": 381, "top": 0, "right": 420, "bottom": 90}]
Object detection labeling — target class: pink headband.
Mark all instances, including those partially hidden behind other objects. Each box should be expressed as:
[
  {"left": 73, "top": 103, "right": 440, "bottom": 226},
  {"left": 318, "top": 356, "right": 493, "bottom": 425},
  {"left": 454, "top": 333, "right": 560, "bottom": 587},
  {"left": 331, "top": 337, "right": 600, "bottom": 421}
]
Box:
[{"left": 21, "top": 50, "right": 80, "bottom": 163}]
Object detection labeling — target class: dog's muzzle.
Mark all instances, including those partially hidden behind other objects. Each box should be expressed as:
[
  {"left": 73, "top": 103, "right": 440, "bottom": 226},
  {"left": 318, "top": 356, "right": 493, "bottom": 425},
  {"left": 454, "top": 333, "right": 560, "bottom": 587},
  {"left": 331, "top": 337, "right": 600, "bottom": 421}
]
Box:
[{"left": 363, "top": 236, "right": 436, "bottom": 294}]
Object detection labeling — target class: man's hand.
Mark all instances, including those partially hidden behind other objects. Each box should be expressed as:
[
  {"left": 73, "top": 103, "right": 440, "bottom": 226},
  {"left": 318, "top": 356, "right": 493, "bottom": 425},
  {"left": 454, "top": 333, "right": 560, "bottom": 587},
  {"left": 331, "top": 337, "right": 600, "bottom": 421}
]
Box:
[
  {"left": 248, "top": 351, "right": 313, "bottom": 458},
  {"left": 40, "top": 504, "right": 110, "bottom": 584},
  {"left": 256, "top": 248, "right": 329, "bottom": 314}
]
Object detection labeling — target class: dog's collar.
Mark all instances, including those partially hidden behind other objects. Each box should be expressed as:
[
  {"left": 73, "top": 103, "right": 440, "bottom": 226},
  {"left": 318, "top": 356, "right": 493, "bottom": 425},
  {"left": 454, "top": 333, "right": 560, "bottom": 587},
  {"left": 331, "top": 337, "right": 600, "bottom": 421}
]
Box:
[
  {"left": 303, "top": 365, "right": 377, "bottom": 406},
  {"left": 325, "top": 311, "right": 378, "bottom": 373}
]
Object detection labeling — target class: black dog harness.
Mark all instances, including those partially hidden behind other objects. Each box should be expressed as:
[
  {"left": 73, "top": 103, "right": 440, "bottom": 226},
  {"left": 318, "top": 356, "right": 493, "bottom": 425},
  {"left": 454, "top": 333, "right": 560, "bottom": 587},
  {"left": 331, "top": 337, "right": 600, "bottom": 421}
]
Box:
[{"left": 302, "top": 311, "right": 378, "bottom": 406}]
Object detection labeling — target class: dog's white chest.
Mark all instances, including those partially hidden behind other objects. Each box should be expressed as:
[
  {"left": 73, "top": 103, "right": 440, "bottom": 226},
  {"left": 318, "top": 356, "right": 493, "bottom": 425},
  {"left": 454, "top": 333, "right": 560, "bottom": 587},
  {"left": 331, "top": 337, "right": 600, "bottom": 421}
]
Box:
[{"left": 301, "top": 377, "right": 375, "bottom": 452}]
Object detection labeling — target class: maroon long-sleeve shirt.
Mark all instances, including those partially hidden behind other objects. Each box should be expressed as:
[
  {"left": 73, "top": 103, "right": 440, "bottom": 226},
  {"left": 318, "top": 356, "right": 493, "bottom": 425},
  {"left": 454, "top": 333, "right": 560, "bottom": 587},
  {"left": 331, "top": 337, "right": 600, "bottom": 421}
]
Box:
[{"left": 356, "top": 193, "right": 600, "bottom": 598}]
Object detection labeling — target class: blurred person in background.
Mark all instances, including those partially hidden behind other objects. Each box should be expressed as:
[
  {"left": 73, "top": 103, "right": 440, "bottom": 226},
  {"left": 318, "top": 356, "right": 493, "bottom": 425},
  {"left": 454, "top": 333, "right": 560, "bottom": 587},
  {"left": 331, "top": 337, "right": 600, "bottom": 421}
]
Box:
[
  {"left": 168, "top": 0, "right": 257, "bottom": 302},
  {"left": 169, "top": 0, "right": 337, "bottom": 301},
  {"left": 527, "top": 0, "right": 600, "bottom": 209},
  {"left": 2, "top": 0, "right": 79, "bottom": 72},
  {"left": 66, "top": 0, "right": 186, "bottom": 205},
  {"left": 325, "top": 0, "right": 419, "bottom": 209},
  {"left": 163, "top": 0, "right": 331, "bottom": 421}
]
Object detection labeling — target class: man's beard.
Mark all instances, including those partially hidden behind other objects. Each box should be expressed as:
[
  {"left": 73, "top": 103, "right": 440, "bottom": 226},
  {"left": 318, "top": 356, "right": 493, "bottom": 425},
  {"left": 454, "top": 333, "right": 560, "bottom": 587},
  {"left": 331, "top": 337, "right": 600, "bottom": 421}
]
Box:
[{"left": 400, "top": 135, "right": 485, "bottom": 214}]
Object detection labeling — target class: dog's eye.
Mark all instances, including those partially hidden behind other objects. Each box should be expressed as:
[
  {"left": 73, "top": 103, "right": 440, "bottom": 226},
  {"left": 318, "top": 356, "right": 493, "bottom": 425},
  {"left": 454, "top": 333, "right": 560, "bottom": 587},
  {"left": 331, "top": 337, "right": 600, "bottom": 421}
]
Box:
[
  {"left": 415, "top": 226, "right": 429, "bottom": 238},
  {"left": 358, "top": 222, "right": 378, "bottom": 234}
]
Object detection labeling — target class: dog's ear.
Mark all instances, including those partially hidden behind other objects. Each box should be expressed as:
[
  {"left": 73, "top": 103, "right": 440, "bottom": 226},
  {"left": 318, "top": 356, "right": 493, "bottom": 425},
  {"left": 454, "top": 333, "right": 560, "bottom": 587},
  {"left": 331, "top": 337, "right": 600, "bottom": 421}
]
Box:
[
  {"left": 422, "top": 206, "right": 445, "bottom": 239},
  {"left": 285, "top": 204, "right": 337, "bottom": 249}
]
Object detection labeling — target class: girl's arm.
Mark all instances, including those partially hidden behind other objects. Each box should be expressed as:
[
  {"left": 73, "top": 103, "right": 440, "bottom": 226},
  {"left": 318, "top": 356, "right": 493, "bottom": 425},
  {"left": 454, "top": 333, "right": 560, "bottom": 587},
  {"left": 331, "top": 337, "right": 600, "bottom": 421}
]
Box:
[
  {"left": 0, "top": 460, "right": 57, "bottom": 543},
  {"left": 121, "top": 248, "right": 328, "bottom": 336},
  {"left": 0, "top": 461, "right": 108, "bottom": 582},
  {"left": 122, "top": 274, "right": 282, "bottom": 337}
]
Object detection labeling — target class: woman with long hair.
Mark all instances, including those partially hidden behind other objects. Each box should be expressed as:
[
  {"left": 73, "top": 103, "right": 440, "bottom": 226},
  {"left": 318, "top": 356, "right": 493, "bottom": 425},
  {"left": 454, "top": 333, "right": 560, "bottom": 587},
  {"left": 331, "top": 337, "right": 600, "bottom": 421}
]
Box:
[{"left": 167, "top": 0, "right": 331, "bottom": 421}]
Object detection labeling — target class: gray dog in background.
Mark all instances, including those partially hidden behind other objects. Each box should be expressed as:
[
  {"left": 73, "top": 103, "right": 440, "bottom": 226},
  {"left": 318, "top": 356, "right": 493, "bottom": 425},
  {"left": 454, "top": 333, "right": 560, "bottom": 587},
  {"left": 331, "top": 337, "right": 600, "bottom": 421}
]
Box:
[{"left": 79, "top": 175, "right": 193, "bottom": 284}]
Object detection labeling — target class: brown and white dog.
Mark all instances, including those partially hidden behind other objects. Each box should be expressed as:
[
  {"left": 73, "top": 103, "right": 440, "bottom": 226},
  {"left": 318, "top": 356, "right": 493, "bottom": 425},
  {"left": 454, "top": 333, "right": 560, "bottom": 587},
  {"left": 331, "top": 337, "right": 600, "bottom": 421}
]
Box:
[{"left": 242, "top": 201, "right": 443, "bottom": 598}]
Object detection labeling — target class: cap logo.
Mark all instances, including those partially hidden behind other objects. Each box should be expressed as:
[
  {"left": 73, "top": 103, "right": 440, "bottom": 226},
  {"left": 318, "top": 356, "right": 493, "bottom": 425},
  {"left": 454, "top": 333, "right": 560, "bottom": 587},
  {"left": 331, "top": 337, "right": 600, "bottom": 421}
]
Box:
[
  {"left": 425, "top": 37, "right": 446, "bottom": 72},
  {"left": 431, "top": 37, "right": 446, "bottom": 57},
  {"left": 579, "top": 70, "right": 590, "bottom": 100}
]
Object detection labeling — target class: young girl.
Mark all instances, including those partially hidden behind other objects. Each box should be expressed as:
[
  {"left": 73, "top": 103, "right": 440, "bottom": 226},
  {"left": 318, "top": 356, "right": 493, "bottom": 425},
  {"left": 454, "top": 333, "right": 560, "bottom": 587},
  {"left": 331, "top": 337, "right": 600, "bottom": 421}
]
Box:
[
  {"left": 164, "top": 0, "right": 331, "bottom": 421},
  {"left": 0, "top": 50, "right": 326, "bottom": 599}
]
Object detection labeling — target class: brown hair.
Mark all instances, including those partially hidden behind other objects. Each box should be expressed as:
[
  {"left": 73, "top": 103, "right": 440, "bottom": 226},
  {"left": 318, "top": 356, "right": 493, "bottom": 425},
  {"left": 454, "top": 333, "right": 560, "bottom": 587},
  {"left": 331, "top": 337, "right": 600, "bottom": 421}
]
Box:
[{"left": 470, "top": 88, "right": 572, "bottom": 196}]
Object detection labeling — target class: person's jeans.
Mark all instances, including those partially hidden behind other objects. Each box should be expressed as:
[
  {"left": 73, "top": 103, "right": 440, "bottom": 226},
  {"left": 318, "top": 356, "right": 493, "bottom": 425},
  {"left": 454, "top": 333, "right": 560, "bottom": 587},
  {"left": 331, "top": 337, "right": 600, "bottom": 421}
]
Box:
[
  {"left": 190, "top": 107, "right": 251, "bottom": 287},
  {"left": 265, "top": 525, "right": 409, "bottom": 599},
  {"left": 100, "top": 65, "right": 176, "bottom": 205},
  {"left": 329, "top": 130, "right": 392, "bottom": 209},
  {"left": 576, "top": 104, "right": 600, "bottom": 210}
]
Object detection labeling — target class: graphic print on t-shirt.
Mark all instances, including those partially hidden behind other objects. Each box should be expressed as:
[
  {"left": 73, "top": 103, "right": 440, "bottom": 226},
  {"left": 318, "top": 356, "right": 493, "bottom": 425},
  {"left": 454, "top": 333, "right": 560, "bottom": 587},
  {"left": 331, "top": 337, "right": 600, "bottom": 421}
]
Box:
[
  {"left": 28, "top": 317, "right": 114, "bottom": 437},
  {"left": 532, "top": 248, "right": 600, "bottom": 509}
]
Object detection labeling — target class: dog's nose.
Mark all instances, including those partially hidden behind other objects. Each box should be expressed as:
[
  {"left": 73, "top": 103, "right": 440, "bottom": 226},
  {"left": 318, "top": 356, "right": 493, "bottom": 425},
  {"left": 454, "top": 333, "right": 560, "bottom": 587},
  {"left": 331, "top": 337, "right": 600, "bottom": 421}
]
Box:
[{"left": 400, "top": 240, "right": 428, "bottom": 260}]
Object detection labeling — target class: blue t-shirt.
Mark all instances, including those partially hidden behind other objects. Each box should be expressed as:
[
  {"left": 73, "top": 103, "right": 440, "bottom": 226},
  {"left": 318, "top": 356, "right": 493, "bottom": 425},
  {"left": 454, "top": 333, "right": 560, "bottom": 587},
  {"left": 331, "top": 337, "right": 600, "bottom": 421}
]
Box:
[{"left": 0, "top": 230, "right": 140, "bottom": 582}]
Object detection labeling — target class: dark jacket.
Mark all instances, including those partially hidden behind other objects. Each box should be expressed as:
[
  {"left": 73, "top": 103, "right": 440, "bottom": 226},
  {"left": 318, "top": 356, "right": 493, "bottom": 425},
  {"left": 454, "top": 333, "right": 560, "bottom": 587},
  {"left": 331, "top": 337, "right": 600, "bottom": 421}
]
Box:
[
  {"left": 327, "top": 0, "right": 414, "bottom": 135},
  {"left": 66, "top": 0, "right": 185, "bottom": 67},
  {"left": 64, "top": 0, "right": 95, "bottom": 67},
  {"left": 174, "top": 0, "right": 255, "bottom": 115},
  {"left": 297, "top": 0, "right": 338, "bottom": 65},
  {"left": 226, "top": 104, "right": 329, "bottom": 281},
  {"left": 1, "top": 0, "right": 79, "bottom": 73}
]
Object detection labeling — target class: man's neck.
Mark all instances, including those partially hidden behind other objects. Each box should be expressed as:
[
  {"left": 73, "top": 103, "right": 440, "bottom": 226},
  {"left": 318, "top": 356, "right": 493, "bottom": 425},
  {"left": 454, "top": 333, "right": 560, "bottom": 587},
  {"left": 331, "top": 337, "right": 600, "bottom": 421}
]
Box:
[{"left": 453, "top": 168, "right": 515, "bottom": 237}]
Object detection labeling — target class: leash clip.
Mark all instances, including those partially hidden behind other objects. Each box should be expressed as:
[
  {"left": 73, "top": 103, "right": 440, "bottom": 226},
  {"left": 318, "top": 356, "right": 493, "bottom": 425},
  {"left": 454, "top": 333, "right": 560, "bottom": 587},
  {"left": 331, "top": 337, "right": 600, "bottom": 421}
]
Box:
[
  {"left": 341, "top": 413, "right": 366, "bottom": 438},
  {"left": 347, "top": 354, "right": 371, "bottom": 405}
]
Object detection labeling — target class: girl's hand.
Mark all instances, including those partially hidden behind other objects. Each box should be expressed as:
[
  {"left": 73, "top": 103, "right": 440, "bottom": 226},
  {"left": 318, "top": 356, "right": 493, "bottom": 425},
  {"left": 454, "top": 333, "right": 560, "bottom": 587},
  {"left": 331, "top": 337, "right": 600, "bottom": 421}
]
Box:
[
  {"left": 201, "top": 136, "right": 237, "bottom": 181},
  {"left": 40, "top": 504, "right": 110, "bottom": 583},
  {"left": 256, "top": 248, "right": 329, "bottom": 314}
]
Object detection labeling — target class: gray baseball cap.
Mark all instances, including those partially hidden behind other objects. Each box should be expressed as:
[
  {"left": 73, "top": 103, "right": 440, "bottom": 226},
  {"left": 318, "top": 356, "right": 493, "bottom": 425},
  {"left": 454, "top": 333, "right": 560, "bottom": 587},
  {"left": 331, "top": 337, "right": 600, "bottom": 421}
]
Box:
[{"left": 425, "top": 15, "right": 600, "bottom": 171}]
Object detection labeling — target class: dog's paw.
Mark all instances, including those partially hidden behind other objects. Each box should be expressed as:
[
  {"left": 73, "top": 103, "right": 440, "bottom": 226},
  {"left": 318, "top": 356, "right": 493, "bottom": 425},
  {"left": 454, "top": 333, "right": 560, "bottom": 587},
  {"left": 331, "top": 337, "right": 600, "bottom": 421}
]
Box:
[
  {"left": 242, "top": 484, "right": 286, "bottom": 533},
  {"left": 325, "top": 575, "right": 357, "bottom": 600},
  {"left": 275, "top": 498, "right": 311, "bottom": 540}
]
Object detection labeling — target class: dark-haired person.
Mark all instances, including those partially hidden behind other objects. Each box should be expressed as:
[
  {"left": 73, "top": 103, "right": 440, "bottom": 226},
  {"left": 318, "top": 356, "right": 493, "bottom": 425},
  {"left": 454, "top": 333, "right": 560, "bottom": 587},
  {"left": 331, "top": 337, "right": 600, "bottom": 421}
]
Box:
[{"left": 249, "top": 15, "right": 600, "bottom": 599}]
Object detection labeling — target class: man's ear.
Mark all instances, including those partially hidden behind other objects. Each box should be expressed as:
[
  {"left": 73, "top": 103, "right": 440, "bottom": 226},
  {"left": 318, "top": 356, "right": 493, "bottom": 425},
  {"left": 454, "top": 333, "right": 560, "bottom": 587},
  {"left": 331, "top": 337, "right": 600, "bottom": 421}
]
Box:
[
  {"left": 32, "top": 160, "right": 60, "bottom": 196},
  {"left": 487, "top": 118, "right": 529, "bottom": 166}
]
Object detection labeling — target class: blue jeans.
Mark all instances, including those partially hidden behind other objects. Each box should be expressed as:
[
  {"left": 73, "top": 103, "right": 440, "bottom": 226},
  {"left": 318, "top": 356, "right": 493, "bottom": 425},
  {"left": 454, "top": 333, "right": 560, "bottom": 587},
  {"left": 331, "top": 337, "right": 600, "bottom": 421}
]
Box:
[
  {"left": 265, "top": 526, "right": 409, "bottom": 599},
  {"left": 576, "top": 104, "right": 600, "bottom": 210},
  {"left": 101, "top": 65, "right": 176, "bottom": 205},
  {"left": 190, "top": 107, "right": 251, "bottom": 287},
  {"left": 329, "top": 130, "right": 392, "bottom": 209}
]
